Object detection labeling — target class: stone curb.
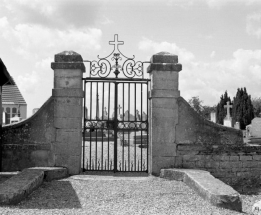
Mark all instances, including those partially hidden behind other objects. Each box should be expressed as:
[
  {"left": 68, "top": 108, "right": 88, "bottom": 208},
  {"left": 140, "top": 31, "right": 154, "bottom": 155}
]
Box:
[
  {"left": 160, "top": 168, "right": 242, "bottom": 212},
  {"left": 0, "top": 167, "right": 68, "bottom": 205}
]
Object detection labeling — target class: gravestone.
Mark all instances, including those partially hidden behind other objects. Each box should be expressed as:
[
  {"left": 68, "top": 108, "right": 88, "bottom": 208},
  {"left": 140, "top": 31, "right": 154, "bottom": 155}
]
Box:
[
  {"left": 124, "top": 110, "right": 135, "bottom": 121},
  {"left": 248, "top": 117, "right": 261, "bottom": 144},
  {"left": 223, "top": 101, "right": 232, "bottom": 127},
  {"left": 210, "top": 111, "right": 216, "bottom": 123},
  {"left": 234, "top": 122, "right": 240, "bottom": 130}
]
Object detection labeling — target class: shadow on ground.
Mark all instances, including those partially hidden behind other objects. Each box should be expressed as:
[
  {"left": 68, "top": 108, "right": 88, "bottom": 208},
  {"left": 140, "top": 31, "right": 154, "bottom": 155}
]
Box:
[
  {"left": 233, "top": 179, "right": 261, "bottom": 195},
  {"left": 15, "top": 180, "right": 82, "bottom": 209}
]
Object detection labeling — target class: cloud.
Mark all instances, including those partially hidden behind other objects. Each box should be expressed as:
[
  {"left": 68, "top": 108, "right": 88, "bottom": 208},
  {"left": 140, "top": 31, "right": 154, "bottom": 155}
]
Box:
[
  {"left": 3, "top": 0, "right": 101, "bottom": 28},
  {"left": 210, "top": 51, "right": 215, "bottom": 58},
  {"left": 180, "top": 49, "right": 261, "bottom": 105},
  {"left": 0, "top": 15, "right": 103, "bottom": 116},
  {"left": 246, "top": 12, "right": 261, "bottom": 39},
  {"left": 0, "top": 17, "right": 102, "bottom": 60},
  {"left": 100, "top": 16, "right": 114, "bottom": 25},
  {"left": 138, "top": 38, "right": 261, "bottom": 106},
  {"left": 206, "top": 0, "right": 261, "bottom": 8},
  {"left": 138, "top": 38, "right": 195, "bottom": 63}
]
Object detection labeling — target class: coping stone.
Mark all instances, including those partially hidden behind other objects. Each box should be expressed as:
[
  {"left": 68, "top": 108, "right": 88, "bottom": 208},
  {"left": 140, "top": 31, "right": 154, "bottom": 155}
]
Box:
[
  {"left": 151, "top": 52, "right": 178, "bottom": 64},
  {"left": 0, "top": 167, "right": 68, "bottom": 205},
  {"left": 160, "top": 168, "right": 242, "bottom": 212},
  {"left": 28, "top": 167, "right": 68, "bottom": 182},
  {"left": 54, "top": 51, "right": 83, "bottom": 63}
]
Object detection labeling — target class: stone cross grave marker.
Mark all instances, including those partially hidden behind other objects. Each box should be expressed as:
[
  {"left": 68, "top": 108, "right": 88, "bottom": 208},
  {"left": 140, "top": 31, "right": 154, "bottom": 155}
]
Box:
[
  {"left": 223, "top": 101, "right": 232, "bottom": 127},
  {"left": 224, "top": 101, "right": 232, "bottom": 119}
]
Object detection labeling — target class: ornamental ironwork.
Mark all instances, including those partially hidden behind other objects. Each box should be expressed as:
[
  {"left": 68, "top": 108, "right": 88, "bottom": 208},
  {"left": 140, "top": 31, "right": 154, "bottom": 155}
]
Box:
[{"left": 85, "top": 34, "right": 148, "bottom": 78}]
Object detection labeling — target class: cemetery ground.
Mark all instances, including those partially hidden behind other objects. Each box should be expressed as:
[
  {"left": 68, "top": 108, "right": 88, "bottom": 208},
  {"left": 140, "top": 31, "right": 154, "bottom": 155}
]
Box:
[
  {"left": 0, "top": 174, "right": 260, "bottom": 215},
  {"left": 1, "top": 141, "right": 261, "bottom": 215}
]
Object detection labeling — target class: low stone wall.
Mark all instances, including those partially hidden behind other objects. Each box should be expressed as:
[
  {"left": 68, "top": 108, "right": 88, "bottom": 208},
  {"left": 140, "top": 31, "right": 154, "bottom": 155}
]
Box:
[
  {"left": 174, "top": 97, "right": 261, "bottom": 187},
  {"left": 2, "top": 97, "right": 55, "bottom": 171}
]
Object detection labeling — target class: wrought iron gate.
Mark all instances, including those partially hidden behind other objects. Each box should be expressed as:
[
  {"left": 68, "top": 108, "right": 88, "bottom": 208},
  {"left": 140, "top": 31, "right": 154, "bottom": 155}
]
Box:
[{"left": 82, "top": 35, "right": 150, "bottom": 172}]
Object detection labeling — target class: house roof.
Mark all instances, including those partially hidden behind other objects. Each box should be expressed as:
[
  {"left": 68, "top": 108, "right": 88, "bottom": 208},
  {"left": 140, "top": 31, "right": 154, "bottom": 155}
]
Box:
[
  {"left": 2, "top": 82, "right": 27, "bottom": 105},
  {"left": 0, "top": 58, "right": 15, "bottom": 86}
]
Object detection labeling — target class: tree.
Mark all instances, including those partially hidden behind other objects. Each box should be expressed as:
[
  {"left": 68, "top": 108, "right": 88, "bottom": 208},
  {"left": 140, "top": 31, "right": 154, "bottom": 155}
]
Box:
[
  {"left": 252, "top": 97, "right": 261, "bottom": 117},
  {"left": 188, "top": 96, "right": 216, "bottom": 120},
  {"left": 231, "top": 88, "right": 254, "bottom": 129},
  {"left": 216, "top": 91, "right": 231, "bottom": 125},
  {"left": 188, "top": 96, "right": 203, "bottom": 114}
]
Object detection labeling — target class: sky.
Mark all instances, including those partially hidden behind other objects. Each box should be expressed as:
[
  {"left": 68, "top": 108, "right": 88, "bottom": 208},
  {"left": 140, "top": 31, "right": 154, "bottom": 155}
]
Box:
[{"left": 0, "top": 0, "right": 260, "bottom": 117}]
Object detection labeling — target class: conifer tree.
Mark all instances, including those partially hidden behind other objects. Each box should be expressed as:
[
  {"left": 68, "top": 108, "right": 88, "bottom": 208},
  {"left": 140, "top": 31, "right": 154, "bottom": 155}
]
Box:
[
  {"left": 216, "top": 91, "right": 231, "bottom": 124},
  {"left": 232, "top": 87, "right": 254, "bottom": 129}
]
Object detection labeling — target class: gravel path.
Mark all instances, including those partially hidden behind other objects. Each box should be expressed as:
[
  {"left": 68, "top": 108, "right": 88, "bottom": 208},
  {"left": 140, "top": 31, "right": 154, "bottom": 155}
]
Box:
[{"left": 1, "top": 175, "right": 259, "bottom": 215}]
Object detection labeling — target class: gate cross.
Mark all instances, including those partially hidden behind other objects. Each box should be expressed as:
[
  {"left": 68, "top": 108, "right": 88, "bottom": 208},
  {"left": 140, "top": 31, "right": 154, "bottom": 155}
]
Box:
[{"left": 109, "top": 34, "right": 124, "bottom": 50}]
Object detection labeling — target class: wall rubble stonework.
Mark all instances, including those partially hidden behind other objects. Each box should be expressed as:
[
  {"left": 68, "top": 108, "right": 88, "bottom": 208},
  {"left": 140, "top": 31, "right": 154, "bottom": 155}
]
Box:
[{"left": 2, "top": 97, "right": 55, "bottom": 171}]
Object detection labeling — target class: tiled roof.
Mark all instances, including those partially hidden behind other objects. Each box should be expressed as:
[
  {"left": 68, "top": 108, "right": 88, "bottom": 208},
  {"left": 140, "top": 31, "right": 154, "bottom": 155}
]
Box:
[
  {"left": 0, "top": 58, "right": 15, "bottom": 86},
  {"left": 2, "top": 81, "right": 27, "bottom": 105}
]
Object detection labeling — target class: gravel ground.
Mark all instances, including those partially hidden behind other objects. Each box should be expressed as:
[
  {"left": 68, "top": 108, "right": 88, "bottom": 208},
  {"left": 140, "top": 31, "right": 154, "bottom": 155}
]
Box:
[
  {"left": 0, "top": 175, "right": 259, "bottom": 215},
  {"left": 83, "top": 140, "right": 147, "bottom": 171}
]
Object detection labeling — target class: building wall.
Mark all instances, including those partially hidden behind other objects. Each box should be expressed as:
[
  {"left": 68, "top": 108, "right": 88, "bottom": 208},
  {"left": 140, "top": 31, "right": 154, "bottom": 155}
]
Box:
[{"left": 2, "top": 104, "right": 27, "bottom": 124}]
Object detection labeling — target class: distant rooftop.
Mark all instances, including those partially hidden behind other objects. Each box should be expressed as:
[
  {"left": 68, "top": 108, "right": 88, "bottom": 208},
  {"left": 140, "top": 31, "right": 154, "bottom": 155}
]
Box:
[
  {"left": 0, "top": 58, "right": 15, "bottom": 86},
  {"left": 2, "top": 82, "right": 27, "bottom": 105}
]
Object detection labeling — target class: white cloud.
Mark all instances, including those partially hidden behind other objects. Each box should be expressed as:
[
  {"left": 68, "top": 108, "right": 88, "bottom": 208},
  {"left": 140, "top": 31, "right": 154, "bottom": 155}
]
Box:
[
  {"left": 0, "top": 17, "right": 102, "bottom": 60},
  {"left": 210, "top": 51, "right": 215, "bottom": 58},
  {"left": 0, "top": 16, "right": 102, "bottom": 116},
  {"left": 100, "top": 16, "right": 114, "bottom": 25},
  {"left": 138, "top": 38, "right": 195, "bottom": 63},
  {"left": 139, "top": 38, "right": 261, "bottom": 106},
  {"left": 17, "top": 70, "right": 39, "bottom": 94},
  {"left": 3, "top": 0, "right": 101, "bottom": 28},
  {"left": 246, "top": 12, "right": 261, "bottom": 39},
  {"left": 206, "top": 0, "right": 261, "bottom": 8},
  {"left": 0, "top": 16, "right": 8, "bottom": 27},
  {"left": 181, "top": 49, "right": 261, "bottom": 105}
]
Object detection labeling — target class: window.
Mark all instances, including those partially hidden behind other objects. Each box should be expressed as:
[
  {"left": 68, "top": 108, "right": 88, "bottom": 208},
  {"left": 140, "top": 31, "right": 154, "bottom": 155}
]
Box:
[
  {"left": 6, "top": 107, "right": 10, "bottom": 124},
  {"left": 12, "top": 107, "right": 17, "bottom": 117}
]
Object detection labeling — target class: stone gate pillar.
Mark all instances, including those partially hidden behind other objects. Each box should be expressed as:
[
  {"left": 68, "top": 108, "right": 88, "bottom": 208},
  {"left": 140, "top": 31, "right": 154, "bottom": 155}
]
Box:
[
  {"left": 51, "top": 51, "right": 85, "bottom": 175},
  {"left": 147, "top": 52, "right": 182, "bottom": 175}
]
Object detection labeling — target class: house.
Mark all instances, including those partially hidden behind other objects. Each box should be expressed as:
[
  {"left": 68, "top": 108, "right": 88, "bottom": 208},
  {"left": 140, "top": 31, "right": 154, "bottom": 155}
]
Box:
[{"left": 0, "top": 59, "right": 27, "bottom": 124}]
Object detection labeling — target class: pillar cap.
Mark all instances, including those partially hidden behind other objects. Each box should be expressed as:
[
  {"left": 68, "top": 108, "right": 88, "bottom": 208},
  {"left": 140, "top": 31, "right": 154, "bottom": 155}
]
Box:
[
  {"left": 151, "top": 52, "right": 178, "bottom": 64},
  {"left": 147, "top": 52, "right": 182, "bottom": 73},
  {"left": 54, "top": 51, "right": 83, "bottom": 63},
  {"left": 51, "top": 51, "right": 85, "bottom": 72}
]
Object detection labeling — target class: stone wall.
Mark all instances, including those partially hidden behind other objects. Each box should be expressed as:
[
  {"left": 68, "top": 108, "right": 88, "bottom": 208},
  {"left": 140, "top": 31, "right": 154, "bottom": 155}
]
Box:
[
  {"left": 2, "top": 51, "right": 84, "bottom": 174},
  {"left": 2, "top": 97, "right": 55, "bottom": 171},
  {"left": 174, "top": 97, "right": 261, "bottom": 187},
  {"left": 149, "top": 52, "right": 261, "bottom": 187}
]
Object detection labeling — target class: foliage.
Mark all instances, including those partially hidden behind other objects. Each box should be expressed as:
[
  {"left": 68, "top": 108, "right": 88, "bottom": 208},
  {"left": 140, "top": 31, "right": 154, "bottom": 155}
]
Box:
[
  {"left": 232, "top": 88, "right": 254, "bottom": 129},
  {"left": 216, "top": 91, "right": 231, "bottom": 124},
  {"left": 188, "top": 96, "right": 216, "bottom": 120},
  {"left": 252, "top": 97, "right": 261, "bottom": 117},
  {"left": 188, "top": 96, "right": 203, "bottom": 114}
]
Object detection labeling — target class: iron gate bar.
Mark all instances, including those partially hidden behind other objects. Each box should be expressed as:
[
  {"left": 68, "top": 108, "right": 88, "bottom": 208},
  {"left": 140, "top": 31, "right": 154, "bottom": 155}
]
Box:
[
  {"left": 114, "top": 83, "right": 118, "bottom": 172},
  {"left": 108, "top": 82, "right": 111, "bottom": 171},
  {"left": 122, "top": 83, "right": 125, "bottom": 171},
  {"left": 128, "top": 83, "right": 130, "bottom": 171},
  {"left": 82, "top": 80, "right": 86, "bottom": 170},
  {"left": 147, "top": 83, "right": 149, "bottom": 170},
  {"left": 141, "top": 83, "right": 143, "bottom": 171},
  {"left": 134, "top": 83, "right": 136, "bottom": 171}
]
